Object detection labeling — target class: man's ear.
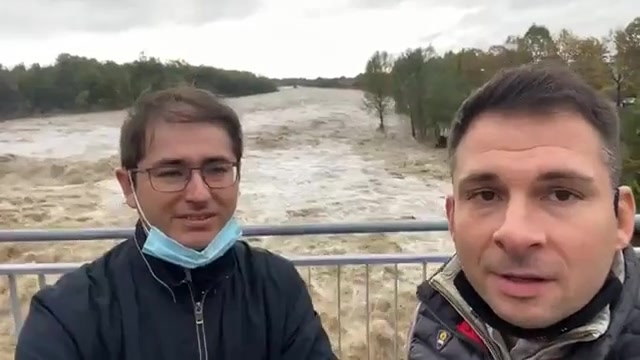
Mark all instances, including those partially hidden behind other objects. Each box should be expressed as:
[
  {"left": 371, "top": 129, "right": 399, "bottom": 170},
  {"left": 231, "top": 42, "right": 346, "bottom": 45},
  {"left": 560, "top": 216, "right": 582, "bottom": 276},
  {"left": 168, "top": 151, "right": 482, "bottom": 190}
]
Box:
[
  {"left": 115, "top": 168, "right": 137, "bottom": 209},
  {"left": 445, "top": 195, "right": 455, "bottom": 241},
  {"left": 615, "top": 186, "right": 637, "bottom": 249}
]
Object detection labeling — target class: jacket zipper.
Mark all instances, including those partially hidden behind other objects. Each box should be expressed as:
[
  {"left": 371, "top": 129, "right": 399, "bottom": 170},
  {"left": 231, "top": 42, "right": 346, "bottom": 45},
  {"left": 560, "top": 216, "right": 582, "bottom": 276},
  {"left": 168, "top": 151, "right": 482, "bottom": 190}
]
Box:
[
  {"left": 430, "top": 280, "right": 505, "bottom": 360},
  {"left": 186, "top": 270, "right": 211, "bottom": 360},
  {"left": 525, "top": 330, "right": 597, "bottom": 360}
]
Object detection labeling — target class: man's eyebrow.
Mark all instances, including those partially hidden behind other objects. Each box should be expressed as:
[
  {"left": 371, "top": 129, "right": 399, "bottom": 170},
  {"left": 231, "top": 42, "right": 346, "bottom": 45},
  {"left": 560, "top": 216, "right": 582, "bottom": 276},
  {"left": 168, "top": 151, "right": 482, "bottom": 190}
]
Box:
[
  {"left": 458, "top": 172, "right": 500, "bottom": 187},
  {"left": 457, "top": 170, "right": 595, "bottom": 188},
  {"left": 203, "top": 156, "right": 236, "bottom": 164},
  {"left": 149, "top": 158, "right": 183, "bottom": 167},
  {"left": 536, "top": 170, "right": 594, "bottom": 183},
  {"left": 149, "top": 156, "right": 235, "bottom": 168}
]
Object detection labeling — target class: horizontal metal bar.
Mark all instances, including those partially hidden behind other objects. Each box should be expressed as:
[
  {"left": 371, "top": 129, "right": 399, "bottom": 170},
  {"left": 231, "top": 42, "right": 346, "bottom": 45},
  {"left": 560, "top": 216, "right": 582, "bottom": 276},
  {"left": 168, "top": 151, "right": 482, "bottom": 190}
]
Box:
[
  {"left": 0, "top": 263, "right": 80, "bottom": 275},
  {"left": 289, "top": 253, "right": 452, "bottom": 266},
  {"left": 0, "top": 220, "right": 450, "bottom": 242},
  {"left": 1, "top": 215, "right": 638, "bottom": 242},
  {"left": 0, "top": 248, "right": 638, "bottom": 275},
  {"left": 0, "top": 253, "right": 454, "bottom": 275}
]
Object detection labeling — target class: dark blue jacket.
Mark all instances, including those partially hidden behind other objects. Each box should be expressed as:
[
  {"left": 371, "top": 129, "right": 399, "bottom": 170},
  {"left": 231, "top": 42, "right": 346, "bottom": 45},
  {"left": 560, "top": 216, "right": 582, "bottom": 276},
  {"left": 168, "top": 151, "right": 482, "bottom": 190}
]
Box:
[{"left": 15, "top": 223, "right": 337, "bottom": 360}]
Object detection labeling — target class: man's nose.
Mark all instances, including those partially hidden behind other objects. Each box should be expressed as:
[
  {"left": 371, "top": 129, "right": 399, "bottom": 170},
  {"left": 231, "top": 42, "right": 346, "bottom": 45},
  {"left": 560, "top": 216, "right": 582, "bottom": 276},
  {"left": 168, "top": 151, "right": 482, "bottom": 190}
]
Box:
[
  {"left": 184, "top": 171, "right": 211, "bottom": 202},
  {"left": 492, "top": 198, "right": 546, "bottom": 255}
]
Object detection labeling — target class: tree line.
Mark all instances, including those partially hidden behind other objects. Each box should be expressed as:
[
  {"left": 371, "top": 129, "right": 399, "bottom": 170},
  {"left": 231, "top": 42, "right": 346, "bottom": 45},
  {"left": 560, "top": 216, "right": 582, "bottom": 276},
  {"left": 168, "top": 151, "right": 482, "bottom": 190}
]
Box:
[
  {"left": 0, "top": 52, "right": 281, "bottom": 120},
  {"left": 361, "top": 17, "right": 640, "bottom": 216},
  {"left": 274, "top": 76, "right": 364, "bottom": 89},
  {"left": 0, "top": 51, "right": 371, "bottom": 121}
]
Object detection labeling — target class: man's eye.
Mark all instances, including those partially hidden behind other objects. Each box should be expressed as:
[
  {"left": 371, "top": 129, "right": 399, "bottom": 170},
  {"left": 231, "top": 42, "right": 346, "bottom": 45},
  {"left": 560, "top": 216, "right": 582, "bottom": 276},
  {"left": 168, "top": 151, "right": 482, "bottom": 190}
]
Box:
[
  {"left": 155, "top": 168, "right": 186, "bottom": 177},
  {"left": 205, "top": 166, "right": 228, "bottom": 174},
  {"left": 203, "top": 163, "right": 233, "bottom": 175},
  {"left": 548, "top": 190, "right": 579, "bottom": 202},
  {"left": 468, "top": 190, "right": 497, "bottom": 201}
]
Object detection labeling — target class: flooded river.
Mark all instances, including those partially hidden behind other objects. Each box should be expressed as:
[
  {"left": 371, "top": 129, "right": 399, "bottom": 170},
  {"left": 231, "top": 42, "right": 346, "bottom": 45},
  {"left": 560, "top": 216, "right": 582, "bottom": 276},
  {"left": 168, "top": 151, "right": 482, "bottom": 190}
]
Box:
[{"left": 0, "top": 87, "right": 453, "bottom": 359}]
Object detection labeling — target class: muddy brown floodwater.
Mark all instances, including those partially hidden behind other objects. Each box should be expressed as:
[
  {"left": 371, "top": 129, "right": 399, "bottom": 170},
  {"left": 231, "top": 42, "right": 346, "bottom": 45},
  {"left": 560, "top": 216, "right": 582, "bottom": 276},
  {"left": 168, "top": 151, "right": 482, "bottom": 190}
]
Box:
[{"left": 0, "top": 87, "right": 454, "bottom": 359}]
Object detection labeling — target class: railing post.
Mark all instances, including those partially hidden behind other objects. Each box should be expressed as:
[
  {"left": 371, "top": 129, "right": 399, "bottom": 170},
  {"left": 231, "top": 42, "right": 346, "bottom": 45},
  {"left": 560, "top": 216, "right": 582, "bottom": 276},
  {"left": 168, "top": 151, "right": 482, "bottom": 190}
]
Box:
[{"left": 8, "top": 274, "right": 22, "bottom": 336}]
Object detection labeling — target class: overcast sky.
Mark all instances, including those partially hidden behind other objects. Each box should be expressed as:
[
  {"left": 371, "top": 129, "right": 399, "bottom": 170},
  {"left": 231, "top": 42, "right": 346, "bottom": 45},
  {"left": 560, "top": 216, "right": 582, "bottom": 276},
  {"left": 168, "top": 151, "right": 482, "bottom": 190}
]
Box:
[{"left": 0, "top": 0, "right": 636, "bottom": 78}]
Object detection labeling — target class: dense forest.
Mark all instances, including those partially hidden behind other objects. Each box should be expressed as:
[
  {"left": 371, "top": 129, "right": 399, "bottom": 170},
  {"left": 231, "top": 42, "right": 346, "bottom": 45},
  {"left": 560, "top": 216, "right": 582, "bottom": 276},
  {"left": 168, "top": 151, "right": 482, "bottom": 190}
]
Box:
[
  {"left": 0, "top": 52, "right": 280, "bottom": 120},
  {"left": 0, "top": 51, "right": 367, "bottom": 121},
  {"left": 360, "top": 17, "right": 640, "bottom": 220}
]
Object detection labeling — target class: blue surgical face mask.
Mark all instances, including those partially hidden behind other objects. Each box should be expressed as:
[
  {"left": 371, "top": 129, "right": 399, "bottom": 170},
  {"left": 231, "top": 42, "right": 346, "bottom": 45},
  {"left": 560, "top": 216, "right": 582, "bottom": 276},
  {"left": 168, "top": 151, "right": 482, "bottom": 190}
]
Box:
[
  {"left": 127, "top": 172, "right": 241, "bottom": 269},
  {"left": 141, "top": 217, "right": 242, "bottom": 269}
]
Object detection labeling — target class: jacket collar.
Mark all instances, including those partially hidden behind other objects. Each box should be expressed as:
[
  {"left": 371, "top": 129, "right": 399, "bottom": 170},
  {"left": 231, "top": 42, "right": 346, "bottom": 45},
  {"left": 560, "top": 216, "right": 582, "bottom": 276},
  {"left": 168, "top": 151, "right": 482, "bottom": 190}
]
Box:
[
  {"left": 567, "top": 246, "right": 640, "bottom": 358},
  {"left": 421, "top": 246, "right": 639, "bottom": 359},
  {"left": 601, "top": 246, "right": 640, "bottom": 334}
]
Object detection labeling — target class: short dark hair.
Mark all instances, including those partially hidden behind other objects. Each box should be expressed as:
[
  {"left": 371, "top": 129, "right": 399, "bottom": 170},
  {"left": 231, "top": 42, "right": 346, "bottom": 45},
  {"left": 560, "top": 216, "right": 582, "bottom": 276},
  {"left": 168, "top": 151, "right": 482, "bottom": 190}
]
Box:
[
  {"left": 447, "top": 63, "right": 621, "bottom": 186},
  {"left": 119, "top": 86, "right": 243, "bottom": 170}
]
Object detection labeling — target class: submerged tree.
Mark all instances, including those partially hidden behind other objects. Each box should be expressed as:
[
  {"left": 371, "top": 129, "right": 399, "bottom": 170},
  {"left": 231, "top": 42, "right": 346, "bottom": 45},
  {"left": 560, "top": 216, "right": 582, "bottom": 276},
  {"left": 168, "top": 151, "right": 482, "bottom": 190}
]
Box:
[{"left": 362, "top": 51, "right": 394, "bottom": 132}]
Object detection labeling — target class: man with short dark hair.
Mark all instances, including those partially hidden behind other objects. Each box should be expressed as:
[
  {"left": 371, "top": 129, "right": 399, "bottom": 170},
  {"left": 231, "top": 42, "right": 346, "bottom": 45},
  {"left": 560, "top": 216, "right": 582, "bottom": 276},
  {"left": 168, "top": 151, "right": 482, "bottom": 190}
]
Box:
[
  {"left": 16, "top": 86, "right": 337, "bottom": 360},
  {"left": 407, "top": 64, "right": 639, "bottom": 359}
]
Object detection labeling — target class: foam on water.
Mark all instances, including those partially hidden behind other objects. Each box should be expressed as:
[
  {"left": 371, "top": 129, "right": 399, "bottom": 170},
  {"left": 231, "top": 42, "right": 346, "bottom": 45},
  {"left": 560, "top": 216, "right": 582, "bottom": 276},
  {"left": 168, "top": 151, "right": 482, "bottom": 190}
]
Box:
[
  {"left": 241, "top": 142, "right": 446, "bottom": 224},
  {"left": 0, "top": 112, "right": 122, "bottom": 160},
  {"left": 0, "top": 87, "right": 453, "bottom": 359}
]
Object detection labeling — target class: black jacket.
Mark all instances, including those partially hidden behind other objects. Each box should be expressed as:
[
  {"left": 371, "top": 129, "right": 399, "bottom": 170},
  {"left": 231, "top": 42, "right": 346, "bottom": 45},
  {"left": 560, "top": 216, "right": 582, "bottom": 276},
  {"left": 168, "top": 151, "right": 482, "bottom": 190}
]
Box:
[
  {"left": 15, "top": 223, "right": 337, "bottom": 360},
  {"left": 407, "top": 246, "right": 640, "bottom": 359}
]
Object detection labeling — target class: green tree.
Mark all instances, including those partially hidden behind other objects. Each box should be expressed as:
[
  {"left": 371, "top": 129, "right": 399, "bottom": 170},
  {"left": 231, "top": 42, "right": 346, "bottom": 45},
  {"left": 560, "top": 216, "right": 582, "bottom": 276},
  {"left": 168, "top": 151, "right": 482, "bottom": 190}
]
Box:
[
  {"left": 621, "top": 105, "right": 640, "bottom": 201},
  {"left": 555, "top": 30, "right": 610, "bottom": 90},
  {"left": 391, "top": 47, "right": 436, "bottom": 140},
  {"left": 363, "top": 16, "right": 640, "bottom": 222},
  {"left": 522, "top": 24, "right": 559, "bottom": 62},
  {"left": 364, "top": 16, "right": 640, "bottom": 144},
  {"left": 422, "top": 55, "right": 470, "bottom": 146},
  {"left": 612, "top": 18, "right": 640, "bottom": 99},
  {"left": 362, "top": 51, "right": 394, "bottom": 131},
  {"left": 0, "top": 53, "right": 279, "bottom": 120}
]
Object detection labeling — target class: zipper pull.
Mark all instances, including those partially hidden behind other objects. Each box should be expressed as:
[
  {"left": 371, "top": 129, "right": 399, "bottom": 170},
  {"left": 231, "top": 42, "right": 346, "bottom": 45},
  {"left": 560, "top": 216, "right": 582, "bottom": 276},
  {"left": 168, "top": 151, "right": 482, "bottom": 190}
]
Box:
[
  {"left": 184, "top": 269, "right": 193, "bottom": 283},
  {"left": 194, "top": 302, "right": 204, "bottom": 324}
]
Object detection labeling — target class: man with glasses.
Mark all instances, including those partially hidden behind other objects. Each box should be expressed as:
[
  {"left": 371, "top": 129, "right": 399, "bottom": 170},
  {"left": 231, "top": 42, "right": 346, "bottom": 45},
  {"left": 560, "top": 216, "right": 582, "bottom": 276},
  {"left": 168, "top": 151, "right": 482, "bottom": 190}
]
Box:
[{"left": 16, "top": 87, "right": 337, "bottom": 360}]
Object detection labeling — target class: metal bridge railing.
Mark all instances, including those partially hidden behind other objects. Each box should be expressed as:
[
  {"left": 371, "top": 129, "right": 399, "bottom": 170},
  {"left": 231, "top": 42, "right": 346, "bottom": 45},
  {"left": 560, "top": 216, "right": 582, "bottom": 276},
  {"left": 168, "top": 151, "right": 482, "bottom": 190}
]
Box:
[
  {"left": 0, "top": 215, "right": 639, "bottom": 359},
  {"left": 0, "top": 253, "right": 451, "bottom": 360}
]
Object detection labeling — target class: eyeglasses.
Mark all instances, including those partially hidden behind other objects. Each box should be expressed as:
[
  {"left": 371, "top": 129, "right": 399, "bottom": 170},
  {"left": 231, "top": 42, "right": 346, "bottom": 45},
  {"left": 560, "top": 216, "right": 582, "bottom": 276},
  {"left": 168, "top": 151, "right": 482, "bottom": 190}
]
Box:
[{"left": 132, "top": 162, "right": 239, "bottom": 193}]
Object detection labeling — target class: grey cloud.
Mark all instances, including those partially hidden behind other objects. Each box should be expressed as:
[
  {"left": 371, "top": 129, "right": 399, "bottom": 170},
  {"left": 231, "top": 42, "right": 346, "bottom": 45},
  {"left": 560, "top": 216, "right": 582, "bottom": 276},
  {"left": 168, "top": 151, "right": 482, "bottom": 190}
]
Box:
[
  {"left": 0, "top": 0, "right": 264, "bottom": 37},
  {"left": 505, "top": 0, "right": 573, "bottom": 11},
  {"left": 428, "top": 0, "right": 637, "bottom": 51},
  {"left": 350, "top": 0, "right": 636, "bottom": 49},
  {"left": 349, "top": 0, "right": 414, "bottom": 9},
  {"left": 419, "top": 32, "right": 444, "bottom": 44},
  {"left": 354, "top": 0, "right": 632, "bottom": 15}
]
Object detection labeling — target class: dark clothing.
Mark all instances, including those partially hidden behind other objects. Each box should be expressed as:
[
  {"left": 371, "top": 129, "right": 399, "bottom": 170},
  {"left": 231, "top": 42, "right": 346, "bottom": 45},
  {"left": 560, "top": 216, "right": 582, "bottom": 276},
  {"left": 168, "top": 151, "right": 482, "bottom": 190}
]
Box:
[
  {"left": 15, "top": 224, "right": 337, "bottom": 360},
  {"left": 407, "top": 246, "right": 640, "bottom": 360}
]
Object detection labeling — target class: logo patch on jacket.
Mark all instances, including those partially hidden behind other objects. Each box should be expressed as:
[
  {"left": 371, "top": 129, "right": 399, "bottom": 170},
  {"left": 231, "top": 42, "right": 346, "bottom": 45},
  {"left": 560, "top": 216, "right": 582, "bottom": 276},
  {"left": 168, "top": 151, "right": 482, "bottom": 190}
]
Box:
[{"left": 435, "top": 329, "right": 452, "bottom": 350}]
